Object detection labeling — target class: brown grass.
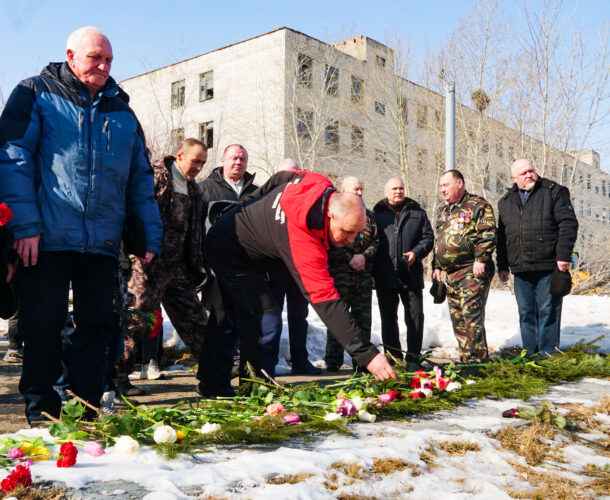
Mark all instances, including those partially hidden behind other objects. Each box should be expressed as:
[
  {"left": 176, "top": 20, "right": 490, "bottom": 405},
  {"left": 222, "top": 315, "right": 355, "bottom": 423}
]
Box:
[
  {"left": 336, "top": 495, "right": 379, "bottom": 500},
  {"left": 560, "top": 396, "right": 610, "bottom": 436},
  {"left": 323, "top": 472, "right": 339, "bottom": 491},
  {"left": 431, "top": 439, "right": 482, "bottom": 456},
  {"left": 0, "top": 484, "right": 70, "bottom": 499},
  {"left": 267, "top": 472, "right": 315, "bottom": 485},
  {"left": 493, "top": 422, "right": 559, "bottom": 465},
  {"left": 506, "top": 459, "right": 610, "bottom": 499},
  {"left": 371, "top": 457, "right": 421, "bottom": 476},
  {"left": 330, "top": 461, "right": 364, "bottom": 479}
]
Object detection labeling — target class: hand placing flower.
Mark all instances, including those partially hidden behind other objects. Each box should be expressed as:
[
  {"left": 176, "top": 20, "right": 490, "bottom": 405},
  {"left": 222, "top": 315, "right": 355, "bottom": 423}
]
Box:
[
  {"left": 56, "top": 442, "right": 78, "bottom": 468},
  {"left": 153, "top": 425, "right": 177, "bottom": 444}
]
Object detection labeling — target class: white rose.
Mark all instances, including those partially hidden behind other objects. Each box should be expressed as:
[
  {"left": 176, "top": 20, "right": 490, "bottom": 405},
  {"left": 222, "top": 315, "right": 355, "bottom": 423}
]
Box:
[
  {"left": 351, "top": 396, "right": 364, "bottom": 410},
  {"left": 465, "top": 379, "right": 476, "bottom": 385},
  {"left": 153, "top": 425, "right": 177, "bottom": 444},
  {"left": 114, "top": 435, "right": 139, "bottom": 454},
  {"left": 200, "top": 422, "right": 222, "bottom": 434},
  {"left": 357, "top": 410, "right": 376, "bottom": 423},
  {"left": 446, "top": 381, "right": 462, "bottom": 392},
  {"left": 420, "top": 388, "right": 433, "bottom": 398},
  {"left": 324, "top": 413, "right": 342, "bottom": 421}
]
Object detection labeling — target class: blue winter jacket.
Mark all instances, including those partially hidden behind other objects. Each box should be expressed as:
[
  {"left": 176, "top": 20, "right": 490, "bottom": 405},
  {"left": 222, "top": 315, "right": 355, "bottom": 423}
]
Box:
[{"left": 0, "top": 62, "right": 162, "bottom": 258}]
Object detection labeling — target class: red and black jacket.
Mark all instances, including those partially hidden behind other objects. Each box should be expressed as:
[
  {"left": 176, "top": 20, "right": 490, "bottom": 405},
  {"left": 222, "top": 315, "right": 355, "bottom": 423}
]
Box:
[{"left": 212, "top": 171, "right": 379, "bottom": 367}]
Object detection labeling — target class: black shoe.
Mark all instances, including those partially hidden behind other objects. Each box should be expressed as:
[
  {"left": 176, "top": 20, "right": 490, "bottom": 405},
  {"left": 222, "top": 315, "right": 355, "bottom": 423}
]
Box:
[
  {"left": 117, "top": 381, "right": 149, "bottom": 397},
  {"left": 196, "top": 383, "right": 235, "bottom": 399},
  {"left": 291, "top": 360, "right": 322, "bottom": 375},
  {"left": 325, "top": 363, "right": 341, "bottom": 372}
]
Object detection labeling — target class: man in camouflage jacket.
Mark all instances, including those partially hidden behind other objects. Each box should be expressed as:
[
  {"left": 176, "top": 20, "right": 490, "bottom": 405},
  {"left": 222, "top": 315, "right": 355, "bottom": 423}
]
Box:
[
  {"left": 325, "top": 177, "right": 379, "bottom": 371},
  {"left": 432, "top": 170, "right": 497, "bottom": 363},
  {"left": 117, "top": 139, "right": 209, "bottom": 393}
]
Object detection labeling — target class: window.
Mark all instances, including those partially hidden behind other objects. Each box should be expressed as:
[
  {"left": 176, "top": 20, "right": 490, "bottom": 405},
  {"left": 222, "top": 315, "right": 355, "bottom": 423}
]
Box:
[
  {"left": 376, "top": 55, "right": 386, "bottom": 67},
  {"left": 481, "top": 137, "right": 489, "bottom": 154},
  {"left": 587, "top": 203, "right": 591, "bottom": 216},
  {"left": 351, "top": 126, "right": 363, "bottom": 153},
  {"left": 595, "top": 186, "right": 599, "bottom": 195},
  {"left": 398, "top": 96, "right": 408, "bottom": 124},
  {"left": 579, "top": 200, "right": 584, "bottom": 215},
  {"left": 199, "top": 71, "right": 214, "bottom": 101},
  {"left": 297, "top": 54, "right": 312, "bottom": 87},
  {"left": 495, "top": 140, "right": 503, "bottom": 158},
  {"left": 351, "top": 76, "right": 363, "bottom": 104},
  {"left": 587, "top": 174, "right": 591, "bottom": 190},
  {"left": 507, "top": 145, "right": 515, "bottom": 161},
  {"left": 325, "top": 121, "right": 339, "bottom": 150},
  {"left": 171, "top": 80, "right": 185, "bottom": 108},
  {"left": 325, "top": 65, "right": 339, "bottom": 96},
  {"left": 375, "top": 149, "right": 387, "bottom": 163},
  {"left": 296, "top": 108, "right": 313, "bottom": 140},
  {"left": 416, "top": 103, "right": 427, "bottom": 129},
  {"left": 496, "top": 174, "right": 507, "bottom": 193},
  {"left": 602, "top": 181, "right": 606, "bottom": 197},
  {"left": 434, "top": 109, "right": 442, "bottom": 127},
  {"left": 199, "top": 121, "right": 214, "bottom": 149},
  {"left": 170, "top": 128, "right": 184, "bottom": 150},
  {"left": 374, "top": 101, "right": 386, "bottom": 116},
  {"left": 416, "top": 148, "right": 428, "bottom": 169}
]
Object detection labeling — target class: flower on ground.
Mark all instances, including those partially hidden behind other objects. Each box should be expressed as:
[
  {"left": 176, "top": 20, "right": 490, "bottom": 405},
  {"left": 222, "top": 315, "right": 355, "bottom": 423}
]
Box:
[
  {"left": 56, "top": 442, "right": 78, "bottom": 467},
  {"left": 114, "top": 435, "right": 139, "bottom": 454},
  {"left": 324, "top": 412, "right": 342, "bottom": 421},
  {"left": 18, "top": 443, "right": 33, "bottom": 454},
  {"left": 410, "top": 391, "right": 425, "bottom": 400},
  {"left": 265, "top": 403, "right": 286, "bottom": 416},
  {"left": 282, "top": 413, "right": 300, "bottom": 425},
  {"left": 7, "top": 448, "right": 23, "bottom": 459},
  {"left": 148, "top": 310, "right": 164, "bottom": 339},
  {"left": 435, "top": 377, "right": 451, "bottom": 390},
  {"left": 83, "top": 441, "right": 105, "bottom": 457},
  {"left": 446, "top": 381, "right": 462, "bottom": 392},
  {"left": 30, "top": 445, "right": 50, "bottom": 461},
  {"left": 176, "top": 431, "right": 185, "bottom": 441},
  {"left": 153, "top": 425, "right": 177, "bottom": 444},
  {"left": 433, "top": 365, "right": 443, "bottom": 380},
  {"left": 357, "top": 410, "right": 376, "bottom": 423},
  {"left": 410, "top": 378, "right": 421, "bottom": 389},
  {"left": 420, "top": 388, "right": 433, "bottom": 398},
  {"left": 200, "top": 422, "right": 222, "bottom": 434},
  {"left": 421, "top": 380, "right": 434, "bottom": 390},
  {"left": 336, "top": 399, "right": 357, "bottom": 417},
  {"left": 1, "top": 463, "right": 31, "bottom": 493},
  {"left": 351, "top": 396, "right": 364, "bottom": 410},
  {"left": 413, "top": 370, "right": 430, "bottom": 379},
  {"left": 379, "top": 390, "right": 404, "bottom": 403}
]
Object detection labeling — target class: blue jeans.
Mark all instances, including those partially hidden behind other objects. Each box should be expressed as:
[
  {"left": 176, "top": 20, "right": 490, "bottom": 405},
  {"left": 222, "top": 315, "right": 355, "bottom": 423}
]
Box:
[{"left": 513, "top": 270, "right": 563, "bottom": 357}]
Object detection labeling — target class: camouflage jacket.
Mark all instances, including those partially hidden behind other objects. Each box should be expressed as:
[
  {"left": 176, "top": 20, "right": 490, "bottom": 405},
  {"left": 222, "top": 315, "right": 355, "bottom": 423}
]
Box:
[
  {"left": 328, "top": 209, "right": 379, "bottom": 275},
  {"left": 433, "top": 191, "right": 496, "bottom": 273},
  {"left": 152, "top": 156, "right": 204, "bottom": 273}
]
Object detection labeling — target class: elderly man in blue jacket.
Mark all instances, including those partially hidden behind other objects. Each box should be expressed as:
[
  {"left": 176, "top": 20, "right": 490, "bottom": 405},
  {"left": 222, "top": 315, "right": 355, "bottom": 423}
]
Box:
[{"left": 0, "top": 26, "right": 163, "bottom": 425}]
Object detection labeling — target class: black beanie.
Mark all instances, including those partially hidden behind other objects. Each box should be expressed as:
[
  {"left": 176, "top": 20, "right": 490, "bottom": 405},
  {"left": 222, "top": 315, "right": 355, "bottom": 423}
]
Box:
[
  {"left": 550, "top": 268, "right": 572, "bottom": 297},
  {"left": 430, "top": 278, "right": 447, "bottom": 304}
]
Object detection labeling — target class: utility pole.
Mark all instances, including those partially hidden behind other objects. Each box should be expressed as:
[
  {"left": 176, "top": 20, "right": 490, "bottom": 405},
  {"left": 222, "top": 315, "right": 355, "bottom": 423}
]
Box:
[{"left": 445, "top": 81, "right": 455, "bottom": 172}]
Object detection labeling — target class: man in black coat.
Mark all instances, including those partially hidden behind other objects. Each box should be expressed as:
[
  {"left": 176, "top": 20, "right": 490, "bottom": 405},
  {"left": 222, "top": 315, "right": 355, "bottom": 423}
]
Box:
[
  {"left": 373, "top": 178, "right": 434, "bottom": 364},
  {"left": 497, "top": 159, "right": 578, "bottom": 357}
]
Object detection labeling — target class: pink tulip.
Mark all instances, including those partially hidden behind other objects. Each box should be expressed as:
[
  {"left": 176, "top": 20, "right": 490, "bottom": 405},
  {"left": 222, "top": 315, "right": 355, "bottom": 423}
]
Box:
[
  {"left": 378, "top": 393, "right": 392, "bottom": 403},
  {"left": 7, "top": 448, "right": 23, "bottom": 459},
  {"left": 283, "top": 413, "right": 300, "bottom": 425},
  {"left": 83, "top": 441, "right": 105, "bottom": 457}
]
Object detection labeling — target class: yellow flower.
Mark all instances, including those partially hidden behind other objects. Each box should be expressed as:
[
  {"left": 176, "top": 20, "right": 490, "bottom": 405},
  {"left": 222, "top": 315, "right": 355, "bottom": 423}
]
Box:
[
  {"left": 18, "top": 442, "right": 33, "bottom": 453},
  {"left": 176, "top": 430, "right": 185, "bottom": 441},
  {"left": 30, "top": 445, "right": 50, "bottom": 461}
]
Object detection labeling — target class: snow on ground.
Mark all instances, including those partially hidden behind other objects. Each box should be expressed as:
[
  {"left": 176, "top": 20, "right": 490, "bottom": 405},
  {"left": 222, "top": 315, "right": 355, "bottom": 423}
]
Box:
[
  {"left": 5, "top": 378, "right": 609, "bottom": 499},
  {"left": 164, "top": 283, "right": 610, "bottom": 371}
]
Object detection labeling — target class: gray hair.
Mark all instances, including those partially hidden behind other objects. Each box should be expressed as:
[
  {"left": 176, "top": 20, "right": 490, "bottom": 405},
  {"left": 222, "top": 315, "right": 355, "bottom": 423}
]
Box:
[
  {"left": 66, "top": 26, "right": 107, "bottom": 53},
  {"left": 277, "top": 158, "right": 300, "bottom": 172}
]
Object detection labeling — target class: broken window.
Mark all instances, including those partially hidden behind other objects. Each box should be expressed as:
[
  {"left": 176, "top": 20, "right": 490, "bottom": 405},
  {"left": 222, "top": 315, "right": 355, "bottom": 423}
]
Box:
[
  {"left": 376, "top": 55, "right": 386, "bottom": 68},
  {"left": 374, "top": 101, "right": 386, "bottom": 116},
  {"left": 325, "top": 65, "right": 339, "bottom": 96},
  {"left": 351, "top": 126, "right": 363, "bottom": 153},
  {"left": 170, "top": 128, "right": 184, "bottom": 150},
  {"left": 199, "top": 121, "right": 214, "bottom": 149},
  {"left": 171, "top": 80, "right": 185, "bottom": 108},
  {"left": 351, "top": 76, "right": 363, "bottom": 104},
  {"left": 325, "top": 121, "right": 339, "bottom": 151},
  {"left": 199, "top": 71, "right": 214, "bottom": 101},
  {"left": 296, "top": 108, "right": 313, "bottom": 140},
  {"left": 416, "top": 103, "right": 427, "bottom": 129},
  {"left": 375, "top": 149, "right": 387, "bottom": 163}
]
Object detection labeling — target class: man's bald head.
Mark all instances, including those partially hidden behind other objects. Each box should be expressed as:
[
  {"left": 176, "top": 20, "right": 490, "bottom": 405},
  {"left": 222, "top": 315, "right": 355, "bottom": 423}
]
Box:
[
  {"left": 341, "top": 176, "right": 363, "bottom": 197},
  {"left": 327, "top": 192, "right": 366, "bottom": 247},
  {"left": 511, "top": 159, "right": 538, "bottom": 191},
  {"left": 277, "top": 158, "right": 300, "bottom": 172}
]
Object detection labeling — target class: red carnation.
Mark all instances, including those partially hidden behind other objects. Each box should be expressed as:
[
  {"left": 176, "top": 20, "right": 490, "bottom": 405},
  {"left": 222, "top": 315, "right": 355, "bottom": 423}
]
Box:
[
  {"left": 148, "top": 310, "right": 163, "bottom": 339},
  {"left": 0, "top": 203, "right": 13, "bottom": 226},
  {"left": 409, "top": 391, "right": 425, "bottom": 400},
  {"left": 436, "top": 377, "right": 451, "bottom": 389},
  {"left": 56, "top": 442, "right": 78, "bottom": 468},
  {"left": 1, "top": 463, "right": 32, "bottom": 492},
  {"left": 413, "top": 370, "right": 429, "bottom": 379},
  {"left": 410, "top": 378, "right": 421, "bottom": 389},
  {"left": 386, "top": 390, "right": 404, "bottom": 401}
]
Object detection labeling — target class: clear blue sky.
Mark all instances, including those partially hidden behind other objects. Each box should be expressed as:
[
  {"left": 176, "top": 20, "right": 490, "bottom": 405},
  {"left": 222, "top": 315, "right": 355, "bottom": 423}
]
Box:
[{"left": 1, "top": 0, "right": 608, "bottom": 170}]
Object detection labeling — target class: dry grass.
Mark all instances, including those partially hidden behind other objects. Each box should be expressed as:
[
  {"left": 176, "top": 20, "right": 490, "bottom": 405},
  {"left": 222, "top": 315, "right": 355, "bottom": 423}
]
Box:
[
  {"left": 371, "top": 457, "right": 420, "bottom": 476},
  {"left": 561, "top": 396, "right": 610, "bottom": 435},
  {"left": 330, "top": 461, "right": 364, "bottom": 480},
  {"left": 506, "top": 459, "right": 610, "bottom": 499},
  {"left": 493, "top": 422, "right": 559, "bottom": 465},
  {"left": 266, "top": 472, "right": 315, "bottom": 485},
  {"left": 419, "top": 451, "right": 437, "bottom": 467},
  {"left": 336, "top": 495, "right": 379, "bottom": 500},
  {"left": 0, "top": 484, "right": 70, "bottom": 499},
  {"left": 431, "top": 439, "right": 482, "bottom": 456},
  {"left": 323, "top": 472, "right": 339, "bottom": 491}
]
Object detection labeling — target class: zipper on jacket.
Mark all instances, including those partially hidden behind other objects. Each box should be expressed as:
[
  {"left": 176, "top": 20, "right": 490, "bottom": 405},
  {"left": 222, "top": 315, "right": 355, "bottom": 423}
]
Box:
[
  {"left": 79, "top": 112, "right": 84, "bottom": 148},
  {"left": 103, "top": 117, "right": 110, "bottom": 152}
]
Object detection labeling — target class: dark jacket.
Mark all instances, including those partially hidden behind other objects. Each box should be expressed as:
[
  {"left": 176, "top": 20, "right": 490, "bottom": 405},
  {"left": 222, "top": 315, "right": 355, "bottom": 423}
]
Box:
[
  {"left": 497, "top": 177, "right": 578, "bottom": 274},
  {"left": 206, "top": 171, "right": 379, "bottom": 368},
  {"left": 198, "top": 167, "right": 258, "bottom": 215},
  {"left": 0, "top": 62, "right": 162, "bottom": 258},
  {"left": 373, "top": 198, "right": 434, "bottom": 290},
  {"left": 152, "top": 156, "right": 204, "bottom": 273}
]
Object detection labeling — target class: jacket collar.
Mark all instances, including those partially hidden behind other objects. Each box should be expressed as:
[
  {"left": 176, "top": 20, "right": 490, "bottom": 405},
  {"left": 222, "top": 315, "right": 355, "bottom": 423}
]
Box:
[
  {"left": 374, "top": 197, "right": 420, "bottom": 212},
  {"left": 43, "top": 61, "right": 119, "bottom": 100},
  {"left": 209, "top": 166, "right": 256, "bottom": 188}
]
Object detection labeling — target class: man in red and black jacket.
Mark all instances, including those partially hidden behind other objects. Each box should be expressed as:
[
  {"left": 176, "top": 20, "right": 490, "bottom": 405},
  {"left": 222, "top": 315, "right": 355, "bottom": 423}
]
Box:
[{"left": 197, "top": 171, "right": 397, "bottom": 396}]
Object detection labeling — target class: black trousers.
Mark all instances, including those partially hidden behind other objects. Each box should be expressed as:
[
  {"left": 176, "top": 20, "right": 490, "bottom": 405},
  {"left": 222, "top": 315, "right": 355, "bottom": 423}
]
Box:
[
  {"left": 17, "top": 251, "right": 115, "bottom": 421},
  {"left": 376, "top": 288, "right": 424, "bottom": 361}
]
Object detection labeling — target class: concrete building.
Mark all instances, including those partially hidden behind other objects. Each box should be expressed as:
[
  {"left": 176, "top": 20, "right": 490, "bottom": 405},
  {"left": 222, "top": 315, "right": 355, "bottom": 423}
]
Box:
[{"left": 121, "top": 27, "right": 609, "bottom": 266}]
